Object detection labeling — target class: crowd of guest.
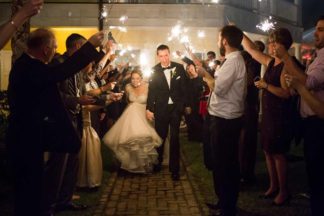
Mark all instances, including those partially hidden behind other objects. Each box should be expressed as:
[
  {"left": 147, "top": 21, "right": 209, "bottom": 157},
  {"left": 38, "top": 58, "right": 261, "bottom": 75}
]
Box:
[{"left": 1, "top": 1, "right": 324, "bottom": 216}]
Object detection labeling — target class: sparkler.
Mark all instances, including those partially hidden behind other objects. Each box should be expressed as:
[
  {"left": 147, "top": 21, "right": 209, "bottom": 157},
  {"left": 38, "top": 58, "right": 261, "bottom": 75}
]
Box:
[
  {"left": 100, "top": 5, "right": 108, "bottom": 19},
  {"left": 256, "top": 16, "right": 276, "bottom": 32}
]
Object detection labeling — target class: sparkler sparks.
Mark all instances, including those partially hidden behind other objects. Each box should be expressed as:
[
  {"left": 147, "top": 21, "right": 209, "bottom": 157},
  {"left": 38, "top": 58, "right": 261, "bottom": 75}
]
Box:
[{"left": 256, "top": 16, "right": 276, "bottom": 32}]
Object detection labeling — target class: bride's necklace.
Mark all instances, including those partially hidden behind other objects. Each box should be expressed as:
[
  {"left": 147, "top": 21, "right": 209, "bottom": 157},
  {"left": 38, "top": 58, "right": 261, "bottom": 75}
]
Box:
[{"left": 132, "top": 82, "right": 141, "bottom": 88}]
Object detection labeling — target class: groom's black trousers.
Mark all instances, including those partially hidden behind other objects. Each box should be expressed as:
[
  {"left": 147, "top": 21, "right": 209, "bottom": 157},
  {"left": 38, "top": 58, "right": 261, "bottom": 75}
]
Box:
[{"left": 155, "top": 104, "right": 181, "bottom": 174}]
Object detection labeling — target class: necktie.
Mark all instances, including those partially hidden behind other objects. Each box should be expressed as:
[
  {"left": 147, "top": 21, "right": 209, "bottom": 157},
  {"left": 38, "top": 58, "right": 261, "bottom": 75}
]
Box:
[{"left": 68, "top": 75, "right": 77, "bottom": 96}]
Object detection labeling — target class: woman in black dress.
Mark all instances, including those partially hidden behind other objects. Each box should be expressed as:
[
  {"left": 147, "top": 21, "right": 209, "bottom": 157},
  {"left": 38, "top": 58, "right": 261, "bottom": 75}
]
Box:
[{"left": 242, "top": 28, "right": 292, "bottom": 205}]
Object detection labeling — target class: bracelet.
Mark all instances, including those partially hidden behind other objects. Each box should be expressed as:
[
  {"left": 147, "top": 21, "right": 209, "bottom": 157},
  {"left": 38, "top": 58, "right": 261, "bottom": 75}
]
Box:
[{"left": 9, "top": 20, "right": 18, "bottom": 30}]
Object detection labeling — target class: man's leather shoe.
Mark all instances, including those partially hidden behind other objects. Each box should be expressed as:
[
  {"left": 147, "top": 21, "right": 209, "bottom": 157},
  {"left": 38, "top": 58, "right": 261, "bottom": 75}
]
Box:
[
  {"left": 171, "top": 173, "right": 180, "bottom": 181},
  {"left": 56, "top": 203, "right": 88, "bottom": 211},
  {"left": 206, "top": 202, "right": 220, "bottom": 210}
]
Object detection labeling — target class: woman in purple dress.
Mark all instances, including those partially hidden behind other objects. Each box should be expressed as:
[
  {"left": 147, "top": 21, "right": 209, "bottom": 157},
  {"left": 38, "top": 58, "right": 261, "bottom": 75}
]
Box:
[{"left": 242, "top": 28, "right": 292, "bottom": 205}]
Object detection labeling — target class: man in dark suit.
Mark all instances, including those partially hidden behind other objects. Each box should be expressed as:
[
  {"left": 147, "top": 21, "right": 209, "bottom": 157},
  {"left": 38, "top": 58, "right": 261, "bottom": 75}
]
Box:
[
  {"left": 6, "top": 28, "right": 104, "bottom": 216},
  {"left": 146, "top": 44, "right": 192, "bottom": 181},
  {"left": 42, "top": 33, "right": 97, "bottom": 214}
]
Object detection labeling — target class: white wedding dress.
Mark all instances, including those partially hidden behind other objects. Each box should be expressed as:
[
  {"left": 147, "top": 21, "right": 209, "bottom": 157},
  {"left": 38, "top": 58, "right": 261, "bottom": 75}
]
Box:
[
  {"left": 103, "top": 84, "right": 162, "bottom": 173},
  {"left": 77, "top": 109, "right": 103, "bottom": 188}
]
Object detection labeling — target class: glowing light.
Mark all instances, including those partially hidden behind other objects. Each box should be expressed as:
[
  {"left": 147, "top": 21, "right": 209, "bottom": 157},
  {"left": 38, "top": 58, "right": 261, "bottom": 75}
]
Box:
[
  {"left": 198, "top": 30, "right": 205, "bottom": 38},
  {"left": 143, "top": 68, "right": 153, "bottom": 78},
  {"left": 209, "top": 61, "right": 215, "bottom": 68},
  {"left": 172, "top": 52, "right": 178, "bottom": 59},
  {"left": 171, "top": 24, "right": 182, "bottom": 38},
  {"left": 119, "top": 15, "right": 128, "bottom": 24},
  {"left": 119, "top": 49, "right": 126, "bottom": 56},
  {"left": 256, "top": 17, "right": 276, "bottom": 32},
  {"left": 211, "top": 0, "right": 219, "bottom": 3},
  {"left": 140, "top": 53, "right": 148, "bottom": 66},
  {"left": 180, "top": 35, "right": 189, "bottom": 44},
  {"left": 130, "top": 53, "right": 136, "bottom": 58}
]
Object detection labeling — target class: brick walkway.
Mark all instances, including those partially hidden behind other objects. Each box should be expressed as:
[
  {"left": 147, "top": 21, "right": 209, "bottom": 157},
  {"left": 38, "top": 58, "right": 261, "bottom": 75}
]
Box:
[{"left": 94, "top": 159, "right": 207, "bottom": 216}]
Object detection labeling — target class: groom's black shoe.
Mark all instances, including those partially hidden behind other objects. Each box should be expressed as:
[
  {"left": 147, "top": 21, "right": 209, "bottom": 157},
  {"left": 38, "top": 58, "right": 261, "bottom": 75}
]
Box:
[
  {"left": 206, "top": 202, "right": 221, "bottom": 210},
  {"left": 55, "top": 203, "right": 88, "bottom": 212},
  {"left": 171, "top": 173, "right": 180, "bottom": 181}
]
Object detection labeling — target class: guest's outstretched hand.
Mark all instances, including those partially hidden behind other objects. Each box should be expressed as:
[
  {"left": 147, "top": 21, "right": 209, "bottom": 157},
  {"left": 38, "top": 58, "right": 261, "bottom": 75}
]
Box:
[
  {"left": 88, "top": 31, "right": 105, "bottom": 48},
  {"left": 20, "top": 0, "right": 43, "bottom": 18}
]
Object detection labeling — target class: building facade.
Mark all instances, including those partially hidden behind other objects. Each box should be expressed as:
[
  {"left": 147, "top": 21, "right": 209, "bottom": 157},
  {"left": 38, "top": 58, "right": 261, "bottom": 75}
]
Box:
[{"left": 0, "top": 0, "right": 303, "bottom": 89}]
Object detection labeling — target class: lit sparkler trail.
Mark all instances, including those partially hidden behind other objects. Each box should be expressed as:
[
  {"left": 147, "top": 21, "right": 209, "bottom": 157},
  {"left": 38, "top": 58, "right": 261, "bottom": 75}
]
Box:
[
  {"left": 256, "top": 16, "right": 276, "bottom": 32},
  {"left": 167, "top": 22, "right": 194, "bottom": 52}
]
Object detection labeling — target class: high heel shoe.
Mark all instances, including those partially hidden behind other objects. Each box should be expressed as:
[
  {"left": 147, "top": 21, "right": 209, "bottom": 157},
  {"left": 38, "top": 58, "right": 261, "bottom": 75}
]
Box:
[
  {"left": 272, "top": 195, "right": 291, "bottom": 206},
  {"left": 258, "top": 190, "right": 278, "bottom": 199}
]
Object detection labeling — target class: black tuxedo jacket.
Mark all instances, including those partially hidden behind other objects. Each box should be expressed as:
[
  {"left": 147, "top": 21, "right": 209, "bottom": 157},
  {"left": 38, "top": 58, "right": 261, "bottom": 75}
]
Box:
[
  {"left": 146, "top": 61, "right": 189, "bottom": 120},
  {"left": 7, "top": 42, "right": 102, "bottom": 157}
]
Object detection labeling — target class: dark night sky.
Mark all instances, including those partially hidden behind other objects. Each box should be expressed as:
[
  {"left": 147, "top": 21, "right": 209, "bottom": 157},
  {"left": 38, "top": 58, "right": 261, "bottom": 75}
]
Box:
[{"left": 302, "top": 0, "right": 324, "bottom": 30}]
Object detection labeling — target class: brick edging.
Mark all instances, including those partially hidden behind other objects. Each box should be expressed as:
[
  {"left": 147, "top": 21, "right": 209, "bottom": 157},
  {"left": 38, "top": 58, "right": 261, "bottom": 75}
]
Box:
[
  {"left": 93, "top": 172, "right": 118, "bottom": 216},
  {"left": 180, "top": 149, "right": 209, "bottom": 216}
]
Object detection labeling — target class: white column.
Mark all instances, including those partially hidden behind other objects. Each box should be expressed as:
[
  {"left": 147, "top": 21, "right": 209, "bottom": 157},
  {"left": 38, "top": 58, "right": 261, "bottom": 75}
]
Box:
[{"left": 294, "top": 43, "right": 301, "bottom": 61}]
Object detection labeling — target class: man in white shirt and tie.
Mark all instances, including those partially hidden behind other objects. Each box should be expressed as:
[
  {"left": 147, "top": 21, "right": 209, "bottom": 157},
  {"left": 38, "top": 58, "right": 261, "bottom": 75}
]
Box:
[{"left": 205, "top": 25, "right": 247, "bottom": 216}]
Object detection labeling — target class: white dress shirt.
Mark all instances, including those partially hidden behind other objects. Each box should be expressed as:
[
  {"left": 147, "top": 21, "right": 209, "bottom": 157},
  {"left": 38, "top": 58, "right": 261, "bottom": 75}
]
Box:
[
  {"left": 208, "top": 51, "right": 247, "bottom": 119},
  {"left": 163, "top": 67, "right": 174, "bottom": 104},
  {"left": 300, "top": 47, "right": 324, "bottom": 117}
]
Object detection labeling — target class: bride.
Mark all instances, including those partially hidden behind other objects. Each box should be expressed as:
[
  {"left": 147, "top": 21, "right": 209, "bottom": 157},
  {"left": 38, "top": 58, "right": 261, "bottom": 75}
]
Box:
[{"left": 103, "top": 69, "right": 162, "bottom": 173}]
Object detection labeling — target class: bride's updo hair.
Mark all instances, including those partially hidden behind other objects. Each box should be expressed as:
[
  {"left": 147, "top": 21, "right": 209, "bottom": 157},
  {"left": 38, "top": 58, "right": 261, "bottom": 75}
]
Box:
[{"left": 130, "top": 69, "right": 143, "bottom": 79}]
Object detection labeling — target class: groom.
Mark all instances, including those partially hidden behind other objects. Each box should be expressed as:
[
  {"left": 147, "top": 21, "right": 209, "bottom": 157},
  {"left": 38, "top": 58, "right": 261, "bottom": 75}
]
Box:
[{"left": 146, "top": 44, "right": 191, "bottom": 181}]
